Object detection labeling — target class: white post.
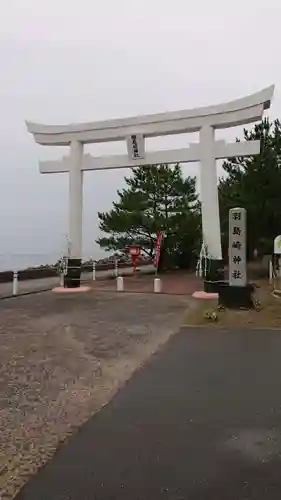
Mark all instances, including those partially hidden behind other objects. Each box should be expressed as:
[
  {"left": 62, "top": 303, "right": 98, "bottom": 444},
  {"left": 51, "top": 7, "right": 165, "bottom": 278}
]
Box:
[
  {"left": 117, "top": 276, "right": 124, "bottom": 292},
  {"left": 13, "top": 271, "right": 18, "bottom": 295},
  {"left": 154, "top": 278, "right": 161, "bottom": 293},
  {"left": 92, "top": 260, "right": 96, "bottom": 281},
  {"left": 60, "top": 273, "right": 64, "bottom": 287},
  {"left": 269, "top": 260, "right": 273, "bottom": 284},
  {"left": 69, "top": 140, "right": 83, "bottom": 261},
  {"left": 199, "top": 125, "right": 222, "bottom": 262}
]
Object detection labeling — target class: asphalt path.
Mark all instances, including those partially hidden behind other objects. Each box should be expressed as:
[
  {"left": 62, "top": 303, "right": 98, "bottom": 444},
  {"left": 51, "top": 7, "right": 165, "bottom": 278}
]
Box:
[{"left": 15, "top": 326, "right": 281, "bottom": 499}]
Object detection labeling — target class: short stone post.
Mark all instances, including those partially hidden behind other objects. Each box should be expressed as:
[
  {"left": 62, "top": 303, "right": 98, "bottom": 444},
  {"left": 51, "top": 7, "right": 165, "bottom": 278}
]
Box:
[
  {"left": 154, "top": 278, "right": 161, "bottom": 293},
  {"left": 59, "top": 273, "right": 64, "bottom": 287},
  {"left": 117, "top": 276, "right": 124, "bottom": 292},
  {"left": 92, "top": 261, "right": 96, "bottom": 281},
  {"left": 13, "top": 271, "right": 19, "bottom": 295}
]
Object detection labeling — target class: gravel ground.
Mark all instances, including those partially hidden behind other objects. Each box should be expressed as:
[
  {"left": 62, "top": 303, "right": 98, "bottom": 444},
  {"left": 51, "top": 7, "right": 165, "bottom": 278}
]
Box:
[{"left": 0, "top": 290, "right": 189, "bottom": 499}]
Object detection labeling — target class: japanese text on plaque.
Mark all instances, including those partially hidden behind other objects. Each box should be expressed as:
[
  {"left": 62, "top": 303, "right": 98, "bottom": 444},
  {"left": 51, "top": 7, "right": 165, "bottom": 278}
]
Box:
[{"left": 229, "top": 208, "right": 247, "bottom": 287}]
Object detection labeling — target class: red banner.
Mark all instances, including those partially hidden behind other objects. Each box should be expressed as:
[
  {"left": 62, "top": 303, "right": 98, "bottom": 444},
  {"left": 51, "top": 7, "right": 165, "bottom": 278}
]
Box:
[{"left": 154, "top": 232, "right": 164, "bottom": 268}]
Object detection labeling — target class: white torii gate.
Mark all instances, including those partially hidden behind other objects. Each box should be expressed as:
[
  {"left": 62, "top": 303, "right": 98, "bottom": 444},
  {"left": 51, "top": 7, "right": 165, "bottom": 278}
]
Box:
[{"left": 26, "top": 85, "right": 274, "bottom": 288}]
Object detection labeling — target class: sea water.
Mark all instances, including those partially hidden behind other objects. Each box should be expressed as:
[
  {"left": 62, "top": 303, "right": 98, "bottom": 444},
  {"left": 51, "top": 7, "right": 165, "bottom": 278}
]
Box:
[
  {"left": 0, "top": 248, "right": 108, "bottom": 272},
  {"left": 0, "top": 253, "right": 61, "bottom": 272}
]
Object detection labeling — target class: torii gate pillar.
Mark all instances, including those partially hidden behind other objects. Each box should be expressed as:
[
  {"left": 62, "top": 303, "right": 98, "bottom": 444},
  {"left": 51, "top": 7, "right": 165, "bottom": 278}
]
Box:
[
  {"left": 65, "top": 140, "right": 84, "bottom": 288},
  {"left": 199, "top": 125, "right": 224, "bottom": 282}
]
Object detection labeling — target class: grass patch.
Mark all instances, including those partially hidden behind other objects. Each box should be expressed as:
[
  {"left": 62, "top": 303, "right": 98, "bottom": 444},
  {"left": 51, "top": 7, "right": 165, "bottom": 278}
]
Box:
[{"left": 185, "top": 280, "right": 281, "bottom": 329}]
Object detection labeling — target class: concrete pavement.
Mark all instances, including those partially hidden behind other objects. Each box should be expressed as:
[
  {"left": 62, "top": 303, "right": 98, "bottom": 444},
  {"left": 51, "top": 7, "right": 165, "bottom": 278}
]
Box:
[
  {"left": 15, "top": 327, "right": 281, "bottom": 499},
  {"left": 0, "top": 264, "right": 153, "bottom": 298}
]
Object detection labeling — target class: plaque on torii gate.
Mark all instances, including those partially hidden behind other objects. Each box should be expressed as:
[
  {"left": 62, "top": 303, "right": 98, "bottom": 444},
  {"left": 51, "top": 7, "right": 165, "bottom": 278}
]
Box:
[{"left": 26, "top": 85, "right": 274, "bottom": 289}]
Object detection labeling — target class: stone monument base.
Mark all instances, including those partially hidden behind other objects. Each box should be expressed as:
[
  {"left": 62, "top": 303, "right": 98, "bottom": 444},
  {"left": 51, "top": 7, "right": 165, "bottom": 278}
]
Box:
[
  {"left": 203, "top": 258, "right": 225, "bottom": 288},
  {"left": 204, "top": 280, "right": 224, "bottom": 294},
  {"left": 216, "top": 281, "right": 255, "bottom": 309},
  {"left": 64, "top": 258, "right": 82, "bottom": 288}
]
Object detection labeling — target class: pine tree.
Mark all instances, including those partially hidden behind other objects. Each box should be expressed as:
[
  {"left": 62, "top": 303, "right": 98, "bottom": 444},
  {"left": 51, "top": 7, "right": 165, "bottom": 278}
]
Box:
[
  {"left": 219, "top": 118, "right": 281, "bottom": 256},
  {"left": 97, "top": 164, "right": 201, "bottom": 270}
]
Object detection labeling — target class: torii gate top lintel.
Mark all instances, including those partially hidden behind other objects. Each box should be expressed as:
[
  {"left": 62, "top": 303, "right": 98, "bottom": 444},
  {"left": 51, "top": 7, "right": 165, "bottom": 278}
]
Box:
[{"left": 26, "top": 85, "right": 274, "bottom": 146}]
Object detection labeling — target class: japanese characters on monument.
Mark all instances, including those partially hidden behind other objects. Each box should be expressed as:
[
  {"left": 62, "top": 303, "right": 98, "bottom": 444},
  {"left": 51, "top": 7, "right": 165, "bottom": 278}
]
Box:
[{"left": 229, "top": 207, "right": 247, "bottom": 287}]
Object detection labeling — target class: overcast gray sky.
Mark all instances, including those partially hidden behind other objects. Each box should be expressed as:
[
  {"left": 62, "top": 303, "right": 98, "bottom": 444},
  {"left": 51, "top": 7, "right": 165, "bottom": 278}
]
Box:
[{"left": 0, "top": 0, "right": 280, "bottom": 269}]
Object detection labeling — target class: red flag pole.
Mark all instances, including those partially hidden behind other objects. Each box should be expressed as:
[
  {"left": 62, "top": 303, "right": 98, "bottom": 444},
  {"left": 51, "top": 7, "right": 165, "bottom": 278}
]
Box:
[{"left": 154, "top": 232, "right": 164, "bottom": 277}]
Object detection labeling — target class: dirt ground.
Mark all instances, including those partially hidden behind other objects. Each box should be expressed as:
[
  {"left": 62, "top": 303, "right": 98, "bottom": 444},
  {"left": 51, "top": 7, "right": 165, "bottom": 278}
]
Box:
[
  {"left": 185, "top": 279, "right": 281, "bottom": 328},
  {"left": 0, "top": 289, "right": 189, "bottom": 499},
  {"left": 90, "top": 270, "right": 202, "bottom": 295}
]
